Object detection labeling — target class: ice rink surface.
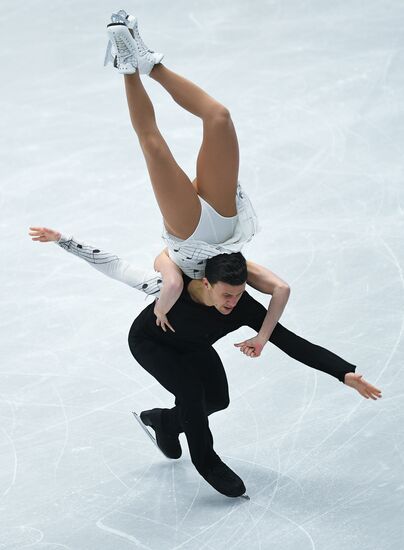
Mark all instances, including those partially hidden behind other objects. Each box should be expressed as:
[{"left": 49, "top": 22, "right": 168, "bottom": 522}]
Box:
[{"left": 2, "top": 0, "right": 404, "bottom": 548}]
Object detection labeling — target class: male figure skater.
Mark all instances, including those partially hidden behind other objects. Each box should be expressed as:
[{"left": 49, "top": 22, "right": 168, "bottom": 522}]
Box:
[{"left": 29, "top": 227, "right": 382, "bottom": 498}]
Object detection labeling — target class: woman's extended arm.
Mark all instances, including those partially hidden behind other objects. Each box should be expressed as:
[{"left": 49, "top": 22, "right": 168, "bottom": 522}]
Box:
[
  {"left": 29, "top": 226, "right": 163, "bottom": 296},
  {"left": 234, "top": 260, "right": 290, "bottom": 358},
  {"left": 153, "top": 248, "right": 184, "bottom": 332}
]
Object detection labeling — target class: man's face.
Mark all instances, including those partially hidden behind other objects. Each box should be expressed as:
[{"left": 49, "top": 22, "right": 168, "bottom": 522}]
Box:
[{"left": 205, "top": 279, "right": 246, "bottom": 315}]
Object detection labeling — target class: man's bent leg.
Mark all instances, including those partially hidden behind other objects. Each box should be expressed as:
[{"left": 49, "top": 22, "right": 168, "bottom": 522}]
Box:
[
  {"left": 128, "top": 332, "right": 219, "bottom": 470},
  {"left": 163, "top": 346, "right": 230, "bottom": 433}
]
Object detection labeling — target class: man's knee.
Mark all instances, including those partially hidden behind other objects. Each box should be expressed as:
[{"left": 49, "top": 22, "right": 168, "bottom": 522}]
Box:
[{"left": 207, "top": 394, "right": 230, "bottom": 415}]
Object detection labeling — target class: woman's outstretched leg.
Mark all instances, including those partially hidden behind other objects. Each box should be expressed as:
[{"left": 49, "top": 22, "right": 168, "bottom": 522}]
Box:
[
  {"left": 150, "top": 64, "right": 239, "bottom": 217},
  {"left": 124, "top": 71, "right": 201, "bottom": 239}
]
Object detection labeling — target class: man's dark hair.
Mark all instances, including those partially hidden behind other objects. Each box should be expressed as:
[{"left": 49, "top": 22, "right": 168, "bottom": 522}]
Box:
[{"left": 205, "top": 252, "right": 248, "bottom": 285}]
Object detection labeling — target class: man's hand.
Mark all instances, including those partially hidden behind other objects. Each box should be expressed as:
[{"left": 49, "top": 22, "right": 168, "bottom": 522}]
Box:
[
  {"left": 234, "top": 335, "right": 267, "bottom": 358},
  {"left": 29, "top": 226, "right": 61, "bottom": 242},
  {"left": 154, "top": 300, "right": 175, "bottom": 333},
  {"left": 344, "top": 372, "right": 382, "bottom": 400}
]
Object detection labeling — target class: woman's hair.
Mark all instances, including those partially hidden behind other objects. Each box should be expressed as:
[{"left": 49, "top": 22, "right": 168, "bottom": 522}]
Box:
[{"left": 205, "top": 252, "right": 248, "bottom": 286}]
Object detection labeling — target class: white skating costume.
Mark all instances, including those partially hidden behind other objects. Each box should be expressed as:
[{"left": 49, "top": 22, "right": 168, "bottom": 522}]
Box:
[{"left": 162, "top": 183, "right": 259, "bottom": 279}]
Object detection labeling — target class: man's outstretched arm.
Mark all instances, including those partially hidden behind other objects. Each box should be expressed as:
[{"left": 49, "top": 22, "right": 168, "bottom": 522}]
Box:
[{"left": 239, "top": 293, "right": 382, "bottom": 400}]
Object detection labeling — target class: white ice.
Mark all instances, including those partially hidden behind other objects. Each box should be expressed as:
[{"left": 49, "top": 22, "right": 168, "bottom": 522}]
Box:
[{"left": 1, "top": 0, "right": 404, "bottom": 548}]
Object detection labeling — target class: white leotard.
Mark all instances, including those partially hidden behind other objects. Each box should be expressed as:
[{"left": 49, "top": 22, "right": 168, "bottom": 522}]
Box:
[{"left": 162, "top": 183, "right": 259, "bottom": 279}]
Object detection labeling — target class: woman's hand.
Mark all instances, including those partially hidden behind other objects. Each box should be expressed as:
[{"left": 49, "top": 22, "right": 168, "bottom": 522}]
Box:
[
  {"left": 234, "top": 335, "right": 267, "bottom": 358},
  {"left": 29, "top": 226, "right": 61, "bottom": 242},
  {"left": 153, "top": 248, "right": 183, "bottom": 333},
  {"left": 154, "top": 300, "right": 175, "bottom": 333},
  {"left": 344, "top": 372, "right": 382, "bottom": 400}
]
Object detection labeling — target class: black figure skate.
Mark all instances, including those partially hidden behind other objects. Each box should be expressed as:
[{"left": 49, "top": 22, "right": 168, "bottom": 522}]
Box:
[
  {"left": 132, "top": 408, "right": 182, "bottom": 459},
  {"left": 200, "top": 460, "right": 250, "bottom": 499}
]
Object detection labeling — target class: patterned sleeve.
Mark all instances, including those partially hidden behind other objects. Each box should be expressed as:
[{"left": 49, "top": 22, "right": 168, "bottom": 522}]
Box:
[{"left": 55, "top": 234, "right": 162, "bottom": 297}]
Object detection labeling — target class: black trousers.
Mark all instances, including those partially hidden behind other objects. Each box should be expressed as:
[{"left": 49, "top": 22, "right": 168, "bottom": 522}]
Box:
[
  {"left": 129, "top": 333, "right": 228, "bottom": 472},
  {"left": 128, "top": 322, "right": 356, "bottom": 472}
]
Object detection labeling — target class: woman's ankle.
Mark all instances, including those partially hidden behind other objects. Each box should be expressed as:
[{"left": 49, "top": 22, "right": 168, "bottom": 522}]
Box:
[{"left": 149, "top": 62, "right": 165, "bottom": 79}]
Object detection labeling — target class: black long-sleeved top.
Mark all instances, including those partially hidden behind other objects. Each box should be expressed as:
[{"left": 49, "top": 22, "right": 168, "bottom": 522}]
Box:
[
  {"left": 56, "top": 234, "right": 356, "bottom": 382},
  {"left": 130, "top": 275, "right": 356, "bottom": 382}
]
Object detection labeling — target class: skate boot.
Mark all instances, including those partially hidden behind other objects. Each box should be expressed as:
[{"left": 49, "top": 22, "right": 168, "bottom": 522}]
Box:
[
  {"left": 200, "top": 460, "right": 247, "bottom": 498},
  {"left": 104, "top": 10, "right": 163, "bottom": 75},
  {"left": 106, "top": 22, "right": 137, "bottom": 74},
  {"left": 140, "top": 408, "right": 182, "bottom": 459}
]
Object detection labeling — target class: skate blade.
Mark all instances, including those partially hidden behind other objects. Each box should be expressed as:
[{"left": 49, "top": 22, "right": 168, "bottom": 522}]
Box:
[
  {"left": 240, "top": 494, "right": 250, "bottom": 500},
  {"left": 103, "top": 40, "right": 113, "bottom": 66},
  {"left": 132, "top": 411, "right": 165, "bottom": 457},
  {"left": 111, "top": 11, "right": 127, "bottom": 25}
]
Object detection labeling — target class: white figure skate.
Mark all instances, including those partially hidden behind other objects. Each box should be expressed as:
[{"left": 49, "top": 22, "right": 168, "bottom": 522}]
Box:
[
  {"left": 104, "top": 10, "right": 164, "bottom": 75},
  {"left": 106, "top": 22, "right": 137, "bottom": 74}
]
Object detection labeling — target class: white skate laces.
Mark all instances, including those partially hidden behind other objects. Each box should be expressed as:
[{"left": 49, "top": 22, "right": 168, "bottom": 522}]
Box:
[
  {"left": 106, "top": 23, "right": 137, "bottom": 74},
  {"left": 104, "top": 10, "right": 164, "bottom": 75}
]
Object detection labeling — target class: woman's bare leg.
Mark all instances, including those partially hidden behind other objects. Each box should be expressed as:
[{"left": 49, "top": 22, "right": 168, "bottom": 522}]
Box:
[
  {"left": 150, "top": 64, "right": 239, "bottom": 217},
  {"left": 124, "top": 71, "right": 200, "bottom": 239}
]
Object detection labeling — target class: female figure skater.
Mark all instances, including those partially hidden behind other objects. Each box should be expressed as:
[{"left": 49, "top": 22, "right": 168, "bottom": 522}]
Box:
[{"left": 105, "top": 10, "right": 289, "bottom": 358}]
